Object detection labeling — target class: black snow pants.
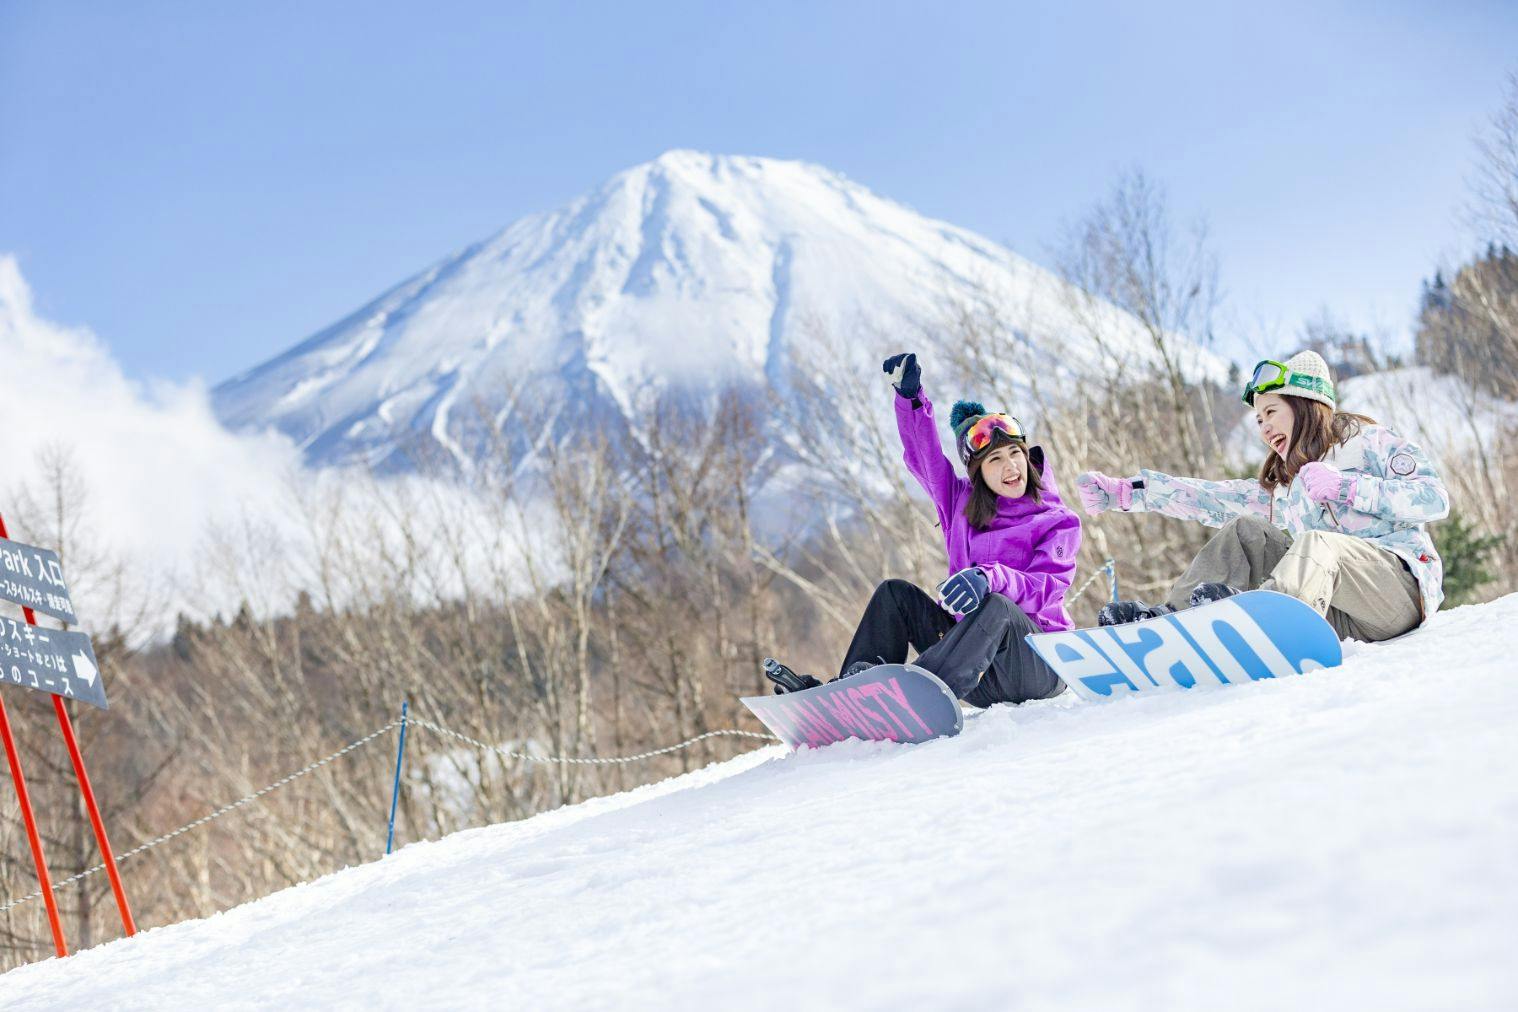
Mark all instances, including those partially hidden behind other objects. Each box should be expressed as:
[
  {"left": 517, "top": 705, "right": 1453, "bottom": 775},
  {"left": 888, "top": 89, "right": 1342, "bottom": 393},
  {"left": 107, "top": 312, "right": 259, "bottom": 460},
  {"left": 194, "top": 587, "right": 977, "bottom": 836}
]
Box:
[{"left": 838, "top": 579, "right": 1065, "bottom": 707}]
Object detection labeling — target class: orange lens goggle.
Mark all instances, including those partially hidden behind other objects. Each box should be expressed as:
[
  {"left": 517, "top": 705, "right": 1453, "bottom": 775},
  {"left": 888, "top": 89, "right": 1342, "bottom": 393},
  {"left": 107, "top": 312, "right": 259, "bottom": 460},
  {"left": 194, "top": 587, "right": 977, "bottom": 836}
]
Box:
[{"left": 964, "top": 414, "right": 1026, "bottom": 454}]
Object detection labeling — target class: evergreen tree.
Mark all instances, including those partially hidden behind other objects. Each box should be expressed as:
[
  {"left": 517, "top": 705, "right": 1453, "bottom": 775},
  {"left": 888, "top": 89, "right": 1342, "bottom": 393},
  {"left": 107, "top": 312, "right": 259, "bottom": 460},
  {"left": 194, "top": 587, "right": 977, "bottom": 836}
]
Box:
[
  {"left": 1414, "top": 247, "right": 1518, "bottom": 398},
  {"left": 1433, "top": 512, "right": 1507, "bottom": 607}
]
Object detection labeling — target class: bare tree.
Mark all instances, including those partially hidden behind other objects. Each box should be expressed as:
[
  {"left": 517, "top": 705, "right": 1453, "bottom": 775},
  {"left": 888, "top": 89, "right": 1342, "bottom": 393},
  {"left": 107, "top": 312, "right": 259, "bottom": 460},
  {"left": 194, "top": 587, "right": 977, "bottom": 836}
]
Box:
[
  {"left": 1054, "top": 169, "right": 1226, "bottom": 474},
  {"left": 1470, "top": 71, "right": 1518, "bottom": 250}
]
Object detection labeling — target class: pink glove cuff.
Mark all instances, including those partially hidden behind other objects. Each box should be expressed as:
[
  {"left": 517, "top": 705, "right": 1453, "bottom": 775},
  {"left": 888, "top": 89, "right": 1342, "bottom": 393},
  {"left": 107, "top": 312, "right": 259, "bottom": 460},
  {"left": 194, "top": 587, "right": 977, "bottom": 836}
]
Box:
[
  {"left": 1300, "top": 462, "right": 1356, "bottom": 506},
  {"left": 1077, "top": 472, "right": 1134, "bottom": 514}
]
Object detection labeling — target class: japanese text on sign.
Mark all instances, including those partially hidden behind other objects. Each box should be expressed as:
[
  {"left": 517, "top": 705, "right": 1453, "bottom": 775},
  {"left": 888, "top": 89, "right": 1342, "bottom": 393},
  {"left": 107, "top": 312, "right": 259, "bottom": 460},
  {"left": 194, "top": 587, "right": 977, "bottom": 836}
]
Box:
[
  {"left": 0, "top": 538, "right": 78, "bottom": 625},
  {"left": 0, "top": 616, "right": 108, "bottom": 711}
]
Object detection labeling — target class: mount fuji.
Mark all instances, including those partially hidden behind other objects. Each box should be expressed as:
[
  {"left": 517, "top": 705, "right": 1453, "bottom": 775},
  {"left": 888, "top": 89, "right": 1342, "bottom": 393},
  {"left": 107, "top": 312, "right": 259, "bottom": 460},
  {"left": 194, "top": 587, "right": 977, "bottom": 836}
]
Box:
[{"left": 213, "top": 151, "right": 1200, "bottom": 473}]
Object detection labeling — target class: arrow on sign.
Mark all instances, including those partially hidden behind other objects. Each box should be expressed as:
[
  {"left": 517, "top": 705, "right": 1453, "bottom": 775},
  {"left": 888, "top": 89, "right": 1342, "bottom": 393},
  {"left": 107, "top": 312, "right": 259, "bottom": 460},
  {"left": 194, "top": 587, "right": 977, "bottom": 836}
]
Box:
[{"left": 72, "top": 650, "right": 97, "bottom": 686}]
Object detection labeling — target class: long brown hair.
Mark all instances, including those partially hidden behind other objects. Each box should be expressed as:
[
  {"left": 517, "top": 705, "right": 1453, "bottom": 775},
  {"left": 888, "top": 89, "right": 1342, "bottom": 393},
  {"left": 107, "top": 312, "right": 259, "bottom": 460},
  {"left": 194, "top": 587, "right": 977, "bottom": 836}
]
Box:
[
  {"left": 965, "top": 442, "right": 1042, "bottom": 530},
  {"left": 1257, "top": 396, "right": 1377, "bottom": 491}
]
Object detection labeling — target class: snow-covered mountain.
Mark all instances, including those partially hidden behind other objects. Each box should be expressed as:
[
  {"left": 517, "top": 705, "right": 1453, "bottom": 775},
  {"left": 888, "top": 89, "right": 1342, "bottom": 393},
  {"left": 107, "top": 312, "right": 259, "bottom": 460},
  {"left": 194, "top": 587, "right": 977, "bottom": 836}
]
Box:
[
  {"left": 214, "top": 150, "right": 1214, "bottom": 473},
  {"left": 3, "top": 595, "right": 1513, "bottom": 1009}
]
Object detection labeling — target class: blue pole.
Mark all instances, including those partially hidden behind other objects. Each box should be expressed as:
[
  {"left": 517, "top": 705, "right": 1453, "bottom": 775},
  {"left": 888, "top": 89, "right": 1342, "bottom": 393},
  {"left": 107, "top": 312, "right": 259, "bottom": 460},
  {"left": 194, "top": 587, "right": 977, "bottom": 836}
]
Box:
[
  {"left": 385, "top": 701, "right": 409, "bottom": 856},
  {"left": 1108, "top": 560, "right": 1120, "bottom": 603}
]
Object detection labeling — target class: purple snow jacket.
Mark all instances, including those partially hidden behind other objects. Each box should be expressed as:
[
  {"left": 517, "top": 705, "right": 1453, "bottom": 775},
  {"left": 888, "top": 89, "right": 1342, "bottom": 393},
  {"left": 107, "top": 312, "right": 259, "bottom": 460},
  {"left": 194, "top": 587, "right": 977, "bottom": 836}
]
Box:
[{"left": 896, "top": 388, "right": 1082, "bottom": 633}]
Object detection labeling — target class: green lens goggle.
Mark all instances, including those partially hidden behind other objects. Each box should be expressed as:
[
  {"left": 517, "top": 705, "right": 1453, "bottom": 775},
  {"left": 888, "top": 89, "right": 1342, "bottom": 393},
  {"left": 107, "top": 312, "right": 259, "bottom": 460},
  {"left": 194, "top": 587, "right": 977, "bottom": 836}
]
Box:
[{"left": 1241, "top": 359, "right": 1335, "bottom": 405}]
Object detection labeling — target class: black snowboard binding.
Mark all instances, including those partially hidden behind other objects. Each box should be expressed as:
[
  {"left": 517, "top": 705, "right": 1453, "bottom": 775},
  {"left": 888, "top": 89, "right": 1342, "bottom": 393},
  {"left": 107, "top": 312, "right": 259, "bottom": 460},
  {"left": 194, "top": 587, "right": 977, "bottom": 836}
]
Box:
[
  {"left": 1098, "top": 599, "right": 1176, "bottom": 627},
  {"left": 1189, "top": 582, "right": 1244, "bottom": 606},
  {"left": 763, "top": 658, "right": 823, "bottom": 695},
  {"left": 763, "top": 657, "right": 879, "bottom": 694}
]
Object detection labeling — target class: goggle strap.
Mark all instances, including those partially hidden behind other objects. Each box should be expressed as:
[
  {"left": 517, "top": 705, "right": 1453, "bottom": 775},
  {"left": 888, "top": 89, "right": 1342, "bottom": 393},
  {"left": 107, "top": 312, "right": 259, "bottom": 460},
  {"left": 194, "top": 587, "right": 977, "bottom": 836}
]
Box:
[{"left": 1241, "top": 360, "right": 1334, "bottom": 405}]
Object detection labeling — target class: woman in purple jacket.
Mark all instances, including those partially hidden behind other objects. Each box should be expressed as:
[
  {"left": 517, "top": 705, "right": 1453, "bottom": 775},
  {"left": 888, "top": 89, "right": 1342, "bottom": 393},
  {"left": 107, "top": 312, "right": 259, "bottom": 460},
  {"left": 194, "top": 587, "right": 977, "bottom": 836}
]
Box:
[{"left": 764, "top": 352, "right": 1081, "bottom": 707}]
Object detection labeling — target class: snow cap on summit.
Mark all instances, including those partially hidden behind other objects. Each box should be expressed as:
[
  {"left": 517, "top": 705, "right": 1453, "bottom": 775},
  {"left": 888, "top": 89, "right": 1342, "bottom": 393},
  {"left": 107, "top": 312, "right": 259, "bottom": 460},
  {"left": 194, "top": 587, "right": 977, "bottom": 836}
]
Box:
[{"left": 213, "top": 153, "right": 1226, "bottom": 473}]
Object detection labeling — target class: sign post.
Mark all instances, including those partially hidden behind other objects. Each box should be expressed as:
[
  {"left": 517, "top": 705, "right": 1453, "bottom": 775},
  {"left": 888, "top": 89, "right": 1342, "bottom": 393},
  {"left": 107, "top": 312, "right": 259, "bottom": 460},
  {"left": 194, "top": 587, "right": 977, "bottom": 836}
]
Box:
[
  {"left": 0, "top": 515, "right": 135, "bottom": 948},
  {"left": 0, "top": 618, "right": 109, "bottom": 711},
  {"left": 0, "top": 691, "right": 66, "bottom": 956}
]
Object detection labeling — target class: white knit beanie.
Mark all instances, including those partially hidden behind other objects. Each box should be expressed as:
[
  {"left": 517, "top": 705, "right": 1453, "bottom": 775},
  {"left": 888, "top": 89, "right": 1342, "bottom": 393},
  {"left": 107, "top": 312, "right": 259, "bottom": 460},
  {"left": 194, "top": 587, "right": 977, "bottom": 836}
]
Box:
[{"left": 1280, "top": 350, "right": 1336, "bottom": 408}]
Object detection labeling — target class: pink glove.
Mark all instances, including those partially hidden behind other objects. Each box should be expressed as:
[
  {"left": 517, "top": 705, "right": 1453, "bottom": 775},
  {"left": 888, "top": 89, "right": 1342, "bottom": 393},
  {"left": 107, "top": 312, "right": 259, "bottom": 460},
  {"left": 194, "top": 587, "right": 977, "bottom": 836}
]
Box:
[
  {"left": 1299, "top": 461, "right": 1357, "bottom": 506},
  {"left": 1076, "top": 471, "right": 1134, "bottom": 515}
]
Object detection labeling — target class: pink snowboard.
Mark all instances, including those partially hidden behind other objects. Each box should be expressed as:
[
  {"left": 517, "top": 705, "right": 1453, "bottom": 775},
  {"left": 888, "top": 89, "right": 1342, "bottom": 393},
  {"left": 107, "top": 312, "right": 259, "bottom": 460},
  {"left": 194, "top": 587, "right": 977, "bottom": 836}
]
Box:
[{"left": 742, "top": 664, "right": 963, "bottom": 749}]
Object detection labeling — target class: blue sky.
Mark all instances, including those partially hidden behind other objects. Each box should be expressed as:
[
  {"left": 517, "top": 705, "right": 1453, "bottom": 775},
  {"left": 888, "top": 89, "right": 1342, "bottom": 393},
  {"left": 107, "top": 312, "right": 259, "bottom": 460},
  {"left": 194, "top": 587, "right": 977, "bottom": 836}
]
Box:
[{"left": 2, "top": 0, "right": 1514, "bottom": 383}]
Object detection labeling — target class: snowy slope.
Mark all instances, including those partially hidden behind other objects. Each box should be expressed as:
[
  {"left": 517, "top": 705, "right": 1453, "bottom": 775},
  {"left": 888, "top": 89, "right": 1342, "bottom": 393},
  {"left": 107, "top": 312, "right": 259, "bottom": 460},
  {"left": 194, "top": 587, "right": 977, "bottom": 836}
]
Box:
[
  {"left": 6, "top": 596, "right": 1514, "bottom": 1010},
  {"left": 214, "top": 151, "right": 1222, "bottom": 472},
  {"left": 1339, "top": 366, "right": 1518, "bottom": 460}
]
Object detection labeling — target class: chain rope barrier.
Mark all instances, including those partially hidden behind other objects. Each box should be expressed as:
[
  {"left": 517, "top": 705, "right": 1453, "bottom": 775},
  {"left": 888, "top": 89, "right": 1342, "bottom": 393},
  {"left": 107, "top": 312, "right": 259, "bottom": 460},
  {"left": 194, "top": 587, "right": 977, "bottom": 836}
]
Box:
[
  {"left": 0, "top": 713, "right": 778, "bottom": 916},
  {"left": 407, "top": 717, "right": 777, "bottom": 766},
  {"left": 0, "top": 718, "right": 403, "bottom": 916},
  {"left": 1072, "top": 558, "right": 1117, "bottom": 602}
]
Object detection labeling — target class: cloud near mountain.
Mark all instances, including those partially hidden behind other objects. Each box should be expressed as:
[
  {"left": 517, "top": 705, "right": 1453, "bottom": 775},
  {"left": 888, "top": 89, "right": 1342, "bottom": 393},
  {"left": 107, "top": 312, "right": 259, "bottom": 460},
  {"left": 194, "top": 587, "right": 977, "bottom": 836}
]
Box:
[{"left": 0, "top": 254, "right": 306, "bottom": 624}]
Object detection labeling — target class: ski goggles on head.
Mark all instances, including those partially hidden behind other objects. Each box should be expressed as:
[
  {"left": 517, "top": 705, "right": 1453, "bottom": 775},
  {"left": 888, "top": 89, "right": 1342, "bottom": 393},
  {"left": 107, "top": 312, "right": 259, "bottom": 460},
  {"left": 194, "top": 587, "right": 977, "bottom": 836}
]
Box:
[
  {"left": 1241, "top": 359, "right": 1335, "bottom": 405},
  {"left": 962, "top": 413, "right": 1027, "bottom": 456}
]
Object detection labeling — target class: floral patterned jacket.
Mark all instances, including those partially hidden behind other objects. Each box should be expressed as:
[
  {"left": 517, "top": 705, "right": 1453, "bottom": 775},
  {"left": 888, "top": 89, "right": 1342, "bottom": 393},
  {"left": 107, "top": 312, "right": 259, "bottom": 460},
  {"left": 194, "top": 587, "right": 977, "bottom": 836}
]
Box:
[{"left": 1127, "top": 424, "right": 1450, "bottom": 623}]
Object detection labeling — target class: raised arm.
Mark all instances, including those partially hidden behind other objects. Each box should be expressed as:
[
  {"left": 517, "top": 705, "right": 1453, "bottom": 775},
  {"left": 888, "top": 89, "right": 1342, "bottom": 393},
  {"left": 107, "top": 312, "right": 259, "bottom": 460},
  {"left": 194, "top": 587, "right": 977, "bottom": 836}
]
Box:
[{"left": 885, "top": 353, "right": 965, "bottom": 505}]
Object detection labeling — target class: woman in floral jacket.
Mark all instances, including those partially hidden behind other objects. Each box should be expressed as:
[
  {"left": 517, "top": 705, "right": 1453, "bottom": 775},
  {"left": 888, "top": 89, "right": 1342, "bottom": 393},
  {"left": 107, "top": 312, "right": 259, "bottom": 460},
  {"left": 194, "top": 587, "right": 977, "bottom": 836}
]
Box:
[{"left": 1077, "top": 351, "right": 1449, "bottom": 642}]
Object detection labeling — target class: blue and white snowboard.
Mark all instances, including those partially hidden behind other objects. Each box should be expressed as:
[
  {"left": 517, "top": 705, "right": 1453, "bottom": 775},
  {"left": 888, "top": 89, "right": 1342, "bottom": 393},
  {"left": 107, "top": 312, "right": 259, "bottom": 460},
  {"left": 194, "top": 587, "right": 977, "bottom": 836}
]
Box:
[
  {"left": 742, "top": 663, "right": 963, "bottom": 749},
  {"left": 1026, "top": 589, "right": 1343, "bottom": 702}
]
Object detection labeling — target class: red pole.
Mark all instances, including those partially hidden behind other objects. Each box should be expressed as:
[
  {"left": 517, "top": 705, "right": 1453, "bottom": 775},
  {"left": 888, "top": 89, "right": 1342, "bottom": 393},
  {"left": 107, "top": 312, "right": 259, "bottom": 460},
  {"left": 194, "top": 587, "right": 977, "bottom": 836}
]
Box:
[
  {"left": 0, "top": 694, "right": 67, "bottom": 957},
  {"left": 0, "top": 511, "right": 135, "bottom": 941},
  {"left": 50, "top": 697, "right": 135, "bottom": 936}
]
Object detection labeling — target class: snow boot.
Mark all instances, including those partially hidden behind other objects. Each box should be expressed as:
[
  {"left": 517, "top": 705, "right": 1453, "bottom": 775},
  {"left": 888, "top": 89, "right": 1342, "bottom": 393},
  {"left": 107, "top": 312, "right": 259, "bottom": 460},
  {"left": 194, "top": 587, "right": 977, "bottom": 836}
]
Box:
[
  {"left": 1189, "top": 582, "right": 1244, "bottom": 607},
  {"left": 763, "top": 658, "right": 823, "bottom": 695},
  {"left": 1098, "top": 599, "right": 1176, "bottom": 627}
]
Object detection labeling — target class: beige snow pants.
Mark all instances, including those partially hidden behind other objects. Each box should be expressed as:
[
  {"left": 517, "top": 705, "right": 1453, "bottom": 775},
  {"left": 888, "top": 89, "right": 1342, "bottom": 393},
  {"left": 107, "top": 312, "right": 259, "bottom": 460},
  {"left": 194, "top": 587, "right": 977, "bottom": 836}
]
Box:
[{"left": 1165, "top": 515, "right": 1422, "bottom": 642}]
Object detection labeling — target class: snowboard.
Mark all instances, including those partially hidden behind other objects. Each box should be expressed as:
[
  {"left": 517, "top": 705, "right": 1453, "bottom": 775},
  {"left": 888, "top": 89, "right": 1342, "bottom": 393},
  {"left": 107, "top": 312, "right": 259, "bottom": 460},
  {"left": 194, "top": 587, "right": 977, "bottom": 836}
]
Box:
[
  {"left": 1025, "top": 589, "right": 1342, "bottom": 702},
  {"left": 742, "top": 663, "right": 963, "bottom": 749}
]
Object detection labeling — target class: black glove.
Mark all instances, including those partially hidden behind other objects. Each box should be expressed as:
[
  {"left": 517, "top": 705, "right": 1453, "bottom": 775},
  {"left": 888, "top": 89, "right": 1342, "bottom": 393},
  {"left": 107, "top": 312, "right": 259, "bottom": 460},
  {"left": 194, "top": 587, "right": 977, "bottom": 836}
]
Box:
[
  {"left": 935, "top": 566, "right": 989, "bottom": 617},
  {"left": 882, "top": 352, "right": 921, "bottom": 399}
]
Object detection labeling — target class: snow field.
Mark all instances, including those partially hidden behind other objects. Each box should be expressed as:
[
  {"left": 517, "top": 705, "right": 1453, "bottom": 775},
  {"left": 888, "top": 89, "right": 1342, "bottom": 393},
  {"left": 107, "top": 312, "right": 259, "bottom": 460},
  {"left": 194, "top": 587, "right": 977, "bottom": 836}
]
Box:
[{"left": 1, "top": 596, "right": 1514, "bottom": 1010}]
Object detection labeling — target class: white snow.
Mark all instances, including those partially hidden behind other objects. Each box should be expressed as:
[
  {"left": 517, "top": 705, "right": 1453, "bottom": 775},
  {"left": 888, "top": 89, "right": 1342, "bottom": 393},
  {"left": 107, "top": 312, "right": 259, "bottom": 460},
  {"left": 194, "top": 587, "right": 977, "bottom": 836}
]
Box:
[
  {"left": 2, "top": 595, "right": 1514, "bottom": 1010},
  {"left": 214, "top": 150, "right": 1228, "bottom": 472},
  {"left": 1338, "top": 366, "right": 1518, "bottom": 461}
]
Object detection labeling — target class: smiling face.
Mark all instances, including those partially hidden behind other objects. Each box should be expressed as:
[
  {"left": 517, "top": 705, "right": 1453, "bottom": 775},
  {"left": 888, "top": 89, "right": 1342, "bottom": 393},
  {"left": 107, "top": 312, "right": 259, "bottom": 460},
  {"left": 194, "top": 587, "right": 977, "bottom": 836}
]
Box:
[
  {"left": 1254, "top": 392, "right": 1296, "bottom": 459},
  {"left": 977, "top": 443, "right": 1028, "bottom": 498}
]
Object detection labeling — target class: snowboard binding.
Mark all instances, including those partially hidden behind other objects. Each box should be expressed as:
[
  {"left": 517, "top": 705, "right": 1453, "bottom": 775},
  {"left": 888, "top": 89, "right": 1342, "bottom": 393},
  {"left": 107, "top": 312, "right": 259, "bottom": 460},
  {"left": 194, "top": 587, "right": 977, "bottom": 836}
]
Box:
[
  {"left": 1188, "top": 582, "right": 1243, "bottom": 606},
  {"left": 1099, "top": 583, "right": 1246, "bottom": 627},
  {"left": 763, "top": 658, "right": 823, "bottom": 695},
  {"left": 762, "top": 658, "right": 878, "bottom": 695},
  {"left": 1098, "top": 599, "right": 1175, "bottom": 627}
]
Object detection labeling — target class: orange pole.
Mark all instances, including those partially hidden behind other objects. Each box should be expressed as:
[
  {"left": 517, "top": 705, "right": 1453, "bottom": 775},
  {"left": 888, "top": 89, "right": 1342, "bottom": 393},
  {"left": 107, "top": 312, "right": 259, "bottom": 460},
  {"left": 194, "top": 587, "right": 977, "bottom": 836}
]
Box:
[
  {"left": 50, "top": 697, "right": 135, "bottom": 935},
  {"left": 0, "top": 694, "right": 67, "bottom": 957}
]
